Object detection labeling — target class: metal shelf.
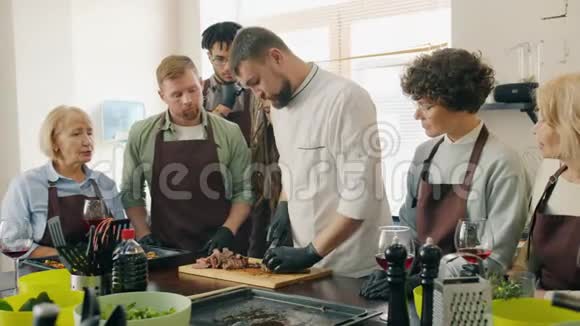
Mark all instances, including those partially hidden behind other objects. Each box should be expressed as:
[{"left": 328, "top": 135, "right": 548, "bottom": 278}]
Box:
[{"left": 481, "top": 102, "right": 537, "bottom": 123}]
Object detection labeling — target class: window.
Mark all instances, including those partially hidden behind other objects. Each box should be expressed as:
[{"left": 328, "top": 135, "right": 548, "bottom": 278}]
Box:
[{"left": 200, "top": 0, "right": 451, "bottom": 212}]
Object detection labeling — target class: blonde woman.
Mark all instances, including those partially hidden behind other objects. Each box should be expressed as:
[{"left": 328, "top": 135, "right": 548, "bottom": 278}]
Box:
[
  {"left": 527, "top": 73, "right": 580, "bottom": 296},
  {"left": 0, "top": 106, "right": 124, "bottom": 258}
]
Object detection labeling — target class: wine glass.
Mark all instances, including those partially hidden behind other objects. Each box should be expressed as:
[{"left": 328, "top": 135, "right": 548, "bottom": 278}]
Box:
[
  {"left": 454, "top": 219, "right": 494, "bottom": 269},
  {"left": 377, "top": 225, "right": 415, "bottom": 271},
  {"left": 83, "top": 199, "right": 108, "bottom": 228},
  {"left": 0, "top": 218, "right": 33, "bottom": 294},
  {"left": 376, "top": 226, "right": 415, "bottom": 320}
]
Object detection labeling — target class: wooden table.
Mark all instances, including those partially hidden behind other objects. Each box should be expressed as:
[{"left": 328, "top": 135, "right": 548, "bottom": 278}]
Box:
[{"left": 2, "top": 264, "right": 421, "bottom": 325}]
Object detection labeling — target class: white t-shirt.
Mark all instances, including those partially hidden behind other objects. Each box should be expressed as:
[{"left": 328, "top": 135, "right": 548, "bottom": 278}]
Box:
[
  {"left": 173, "top": 124, "right": 205, "bottom": 141},
  {"left": 530, "top": 159, "right": 580, "bottom": 216},
  {"left": 270, "top": 64, "right": 392, "bottom": 278},
  {"left": 399, "top": 122, "right": 530, "bottom": 274}
]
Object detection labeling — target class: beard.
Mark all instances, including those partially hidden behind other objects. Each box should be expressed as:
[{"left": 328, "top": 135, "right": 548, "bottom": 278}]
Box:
[
  {"left": 177, "top": 99, "right": 202, "bottom": 124},
  {"left": 182, "top": 107, "right": 200, "bottom": 121},
  {"left": 270, "top": 78, "right": 293, "bottom": 109}
]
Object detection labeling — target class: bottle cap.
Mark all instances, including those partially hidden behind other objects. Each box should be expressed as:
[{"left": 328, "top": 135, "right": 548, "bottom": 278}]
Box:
[{"left": 121, "top": 228, "right": 135, "bottom": 240}]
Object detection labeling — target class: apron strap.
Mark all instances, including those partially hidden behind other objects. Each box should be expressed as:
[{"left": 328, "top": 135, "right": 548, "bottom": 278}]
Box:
[
  {"left": 204, "top": 114, "right": 217, "bottom": 145},
  {"left": 462, "top": 125, "right": 489, "bottom": 190},
  {"left": 89, "top": 179, "right": 104, "bottom": 199},
  {"left": 412, "top": 137, "right": 445, "bottom": 208},
  {"left": 526, "top": 164, "right": 568, "bottom": 259},
  {"left": 47, "top": 181, "right": 60, "bottom": 218},
  {"left": 88, "top": 178, "right": 112, "bottom": 217}
]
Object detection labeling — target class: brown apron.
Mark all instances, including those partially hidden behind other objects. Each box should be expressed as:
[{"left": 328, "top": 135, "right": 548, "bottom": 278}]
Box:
[
  {"left": 39, "top": 179, "right": 108, "bottom": 247},
  {"left": 415, "top": 125, "right": 489, "bottom": 254},
  {"left": 149, "top": 115, "right": 251, "bottom": 254},
  {"left": 528, "top": 165, "right": 580, "bottom": 290},
  {"left": 203, "top": 79, "right": 253, "bottom": 145}
]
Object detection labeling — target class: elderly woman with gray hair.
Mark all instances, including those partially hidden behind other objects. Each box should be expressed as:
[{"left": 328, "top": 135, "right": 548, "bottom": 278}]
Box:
[{"left": 0, "top": 105, "right": 124, "bottom": 258}]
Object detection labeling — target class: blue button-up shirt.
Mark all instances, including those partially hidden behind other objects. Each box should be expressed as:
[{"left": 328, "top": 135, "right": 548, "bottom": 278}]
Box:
[{"left": 1, "top": 162, "right": 125, "bottom": 255}]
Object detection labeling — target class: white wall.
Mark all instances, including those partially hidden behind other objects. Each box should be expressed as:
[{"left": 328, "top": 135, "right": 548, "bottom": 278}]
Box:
[
  {"left": 0, "top": 0, "right": 21, "bottom": 276},
  {"left": 178, "top": 0, "right": 202, "bottom": 68},
  {"left": 3, "top": 0, "right": 195, "bottom": 182},
  {"left": 69, "top": 0, "right": 180, "bottom": 184},
  {"left": 452, "top": 0, "right": 580, "bottom": 177},
  {"left": 0, "top": 0, "right": 20, "bottom": 196},
  {"left": 11, "top": 0, "right": 76, "bottom": 172}
]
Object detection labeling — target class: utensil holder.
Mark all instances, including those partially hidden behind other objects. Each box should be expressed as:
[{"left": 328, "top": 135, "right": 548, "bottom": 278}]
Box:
[{"left": 70, "top": 274, "right": 111, "bottom": 296}]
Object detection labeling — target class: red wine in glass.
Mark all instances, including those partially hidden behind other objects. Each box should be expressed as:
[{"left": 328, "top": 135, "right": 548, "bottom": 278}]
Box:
[
  {"left": 2, "top": 249, "right": 29, "bottom": 259},
  {"left": 458, "top": 248, "right": 492, "bottom": 263},
  {"left": 375, "top": 253, "right": 415, "bottom": 270}
]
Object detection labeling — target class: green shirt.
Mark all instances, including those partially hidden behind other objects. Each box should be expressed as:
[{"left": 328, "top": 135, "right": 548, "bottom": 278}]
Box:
[{"left": 120, "top": 109, "right": 253, "bottom": 209}]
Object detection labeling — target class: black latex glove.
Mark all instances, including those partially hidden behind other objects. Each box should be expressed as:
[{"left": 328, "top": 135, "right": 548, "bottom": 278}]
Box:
[
  {"left": 263, "top": 243, "right": 322, "bottom": 273},
  {"left": 137, "top": 233, "right": 162, "bottom": 247},
  {"left": 200, "top": 226, "right": 235, "bottom": 256},
  {"left": 266, "top": 201, "right": 292, "bottom": 248},
  {"left": 359, "top": 271, "right": 422, "bottom": 300},
  {"left": 219, "top": 83, "right": 238, "bottom": 109},
  {"left": 360, "top": 270, "right": 390, "bottom": 300}
]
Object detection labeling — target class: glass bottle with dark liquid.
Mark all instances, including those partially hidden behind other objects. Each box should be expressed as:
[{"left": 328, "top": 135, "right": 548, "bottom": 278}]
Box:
[{"left": 111, "top": 229, "right": 148, "bottom": 293}]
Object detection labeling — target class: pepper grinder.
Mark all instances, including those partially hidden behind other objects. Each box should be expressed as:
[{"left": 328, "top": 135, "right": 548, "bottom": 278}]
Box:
[
  {"left": 386, "top": 236, "right": 410, "bottom": 326},
  {"left": 419, "top": 237, "right": 442, "bottom": 326}
]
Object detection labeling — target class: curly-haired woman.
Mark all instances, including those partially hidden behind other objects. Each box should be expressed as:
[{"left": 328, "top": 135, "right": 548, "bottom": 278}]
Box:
[{"left": 398, "top": 48, "right": 529, "bottom": 275}]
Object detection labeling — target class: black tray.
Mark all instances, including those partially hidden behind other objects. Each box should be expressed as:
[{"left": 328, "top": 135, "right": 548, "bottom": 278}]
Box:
[
  {"left": 189, "top": 288, "right": 381, "bottom": 326},
  {"left": 21, "top": 245, "right": 195, "bottom": 271}
]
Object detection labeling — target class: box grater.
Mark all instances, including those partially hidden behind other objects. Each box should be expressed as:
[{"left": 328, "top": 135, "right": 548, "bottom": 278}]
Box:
[{"left": 433, "top": 276, "right": 493, "bottom": 326}]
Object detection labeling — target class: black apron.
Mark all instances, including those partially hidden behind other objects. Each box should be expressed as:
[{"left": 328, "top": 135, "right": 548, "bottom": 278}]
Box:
[
  {"left": 528, "top": 165, "right": 580, "bottom": 290},
  {"left": 39, "top": 178, "right": 109, "bottom": 246},
  {"left": 415, "top": 125, "right": 489, "bottom": 254},
  {"left": 149, "top": 115, "right": 251, "bottom": 253}
]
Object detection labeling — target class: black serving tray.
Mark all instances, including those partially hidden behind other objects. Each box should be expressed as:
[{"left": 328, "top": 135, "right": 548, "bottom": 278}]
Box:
[
  {"left": 189, "top": 288, "right": 381, "bottom": 326},
  {"left": 22, "top": 245, "right": 194, "bottom": 271}
]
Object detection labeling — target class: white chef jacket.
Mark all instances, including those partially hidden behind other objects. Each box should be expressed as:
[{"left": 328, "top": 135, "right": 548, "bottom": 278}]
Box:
[{"left": 270, "top": 64, "right": 392, "bottom": 278}]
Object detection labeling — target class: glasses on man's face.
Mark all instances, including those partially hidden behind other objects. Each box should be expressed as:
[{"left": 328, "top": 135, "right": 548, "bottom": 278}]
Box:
[{"left": 211, "top": 55, "right": 228, "bottom": 67}]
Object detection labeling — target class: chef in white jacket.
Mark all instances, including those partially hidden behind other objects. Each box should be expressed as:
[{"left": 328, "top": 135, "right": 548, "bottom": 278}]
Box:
[{"left": 229, "top": 26, "right": 392, "bottom": 277}]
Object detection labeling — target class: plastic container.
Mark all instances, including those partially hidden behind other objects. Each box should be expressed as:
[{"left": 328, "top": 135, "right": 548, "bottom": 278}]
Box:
[
  {"left": 73, "top": 291, "right": 191, "bottom": 326},
  {"left": 111, "top": 229, "right": 148, "bottom": 293},
  {"left": 19, "top": 269, "right": 71, "bottom": 296},
  {"left": 0, "top": 289, "right": 83, "bottom": 326}
]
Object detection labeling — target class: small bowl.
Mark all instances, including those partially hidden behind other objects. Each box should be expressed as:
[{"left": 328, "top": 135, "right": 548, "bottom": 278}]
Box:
[
  {"left": 74, "top": 291, "right": 191, "bottom": 325},
  {"left": 0, "top": 289, "right": 83, "bottom": 326}
]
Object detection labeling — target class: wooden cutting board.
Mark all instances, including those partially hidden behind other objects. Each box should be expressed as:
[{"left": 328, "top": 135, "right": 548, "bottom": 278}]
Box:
[{"left": 178, "top": 258, "right": 332, "bottom": 289}]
